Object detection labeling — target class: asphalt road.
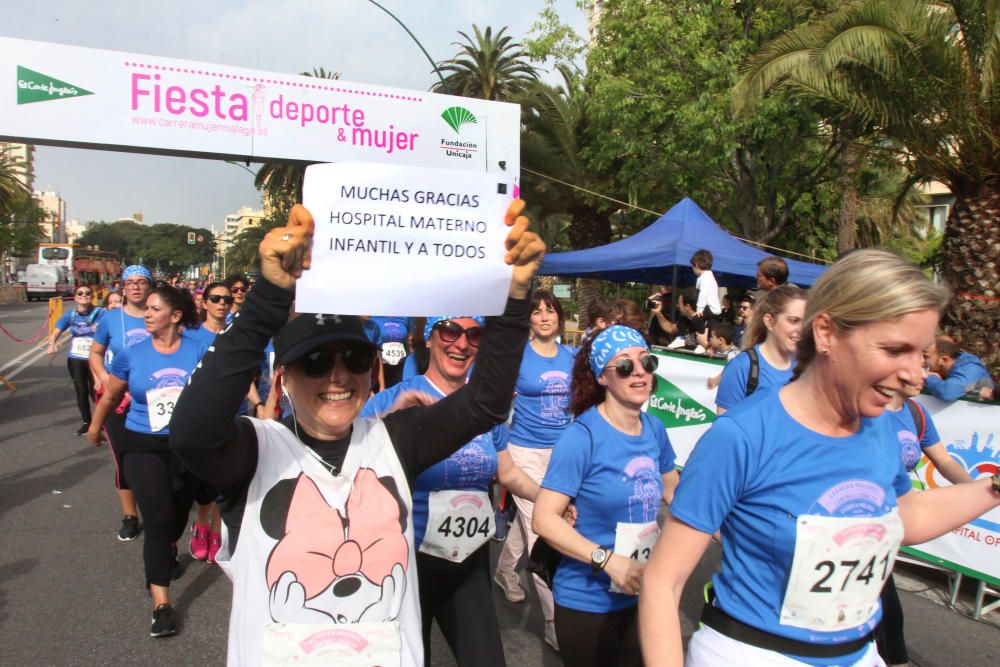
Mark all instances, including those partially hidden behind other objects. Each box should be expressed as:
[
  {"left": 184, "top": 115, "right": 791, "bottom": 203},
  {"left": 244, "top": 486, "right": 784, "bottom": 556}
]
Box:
[{"left": 0, "top": 300, "right": 996, "bottom": 666}]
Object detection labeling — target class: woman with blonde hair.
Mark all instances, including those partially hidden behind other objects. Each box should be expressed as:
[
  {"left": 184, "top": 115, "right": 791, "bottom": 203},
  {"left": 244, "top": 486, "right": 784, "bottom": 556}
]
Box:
[
  {"left": 714, "top": 284, "right": 806, "bottom": 415},
  {"left": 640, "top": 250, "right": 1000, "bottom": 667}
]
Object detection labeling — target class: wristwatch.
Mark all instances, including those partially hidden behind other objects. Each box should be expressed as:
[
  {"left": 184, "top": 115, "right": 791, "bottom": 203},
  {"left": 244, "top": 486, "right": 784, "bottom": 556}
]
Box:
[
  {"left": 590, "top": 546, "right": 611, "bottom": 574},
  {"left": 992, "top": 473, "right": 1000, "bottom": 494}
]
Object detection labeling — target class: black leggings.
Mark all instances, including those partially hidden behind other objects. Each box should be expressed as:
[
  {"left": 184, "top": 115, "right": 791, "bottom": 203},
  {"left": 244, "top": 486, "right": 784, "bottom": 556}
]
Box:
[
  {"left": 554, "top": 603, "right": 642, "bottom": 667},
  {"left": 104, "top": 407, "right": 130, "bottom": 490},
  {"left": 123, "top": 435, "right": 194, "bottom": 587},
  {"left": 876, "top": 573, "right": 908, "bottom": 665},
  {"left": 417, "top": 543, "right": 505, "bottom": 667},
  {"left": 66, "top": 357, "right": 94, "bottom": 424}
]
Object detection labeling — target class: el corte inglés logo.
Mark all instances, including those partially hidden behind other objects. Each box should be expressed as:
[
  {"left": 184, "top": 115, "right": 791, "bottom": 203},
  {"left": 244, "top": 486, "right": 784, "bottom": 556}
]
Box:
[
  {"left": 646, "top": 377, "right": 715, "bottom": 429},
  {"left": 16, "top": 66, "right": 93, "bottom": 105}
]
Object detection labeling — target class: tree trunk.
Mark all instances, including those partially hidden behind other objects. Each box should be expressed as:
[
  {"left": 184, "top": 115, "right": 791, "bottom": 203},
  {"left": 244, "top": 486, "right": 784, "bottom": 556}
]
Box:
[
  {"left": 575, "top": 278, "right": 604, "bottom": 329},
  {"left": 836, "top": 141, "right": 861, "bottom": 254},
  {"left": 940, "top": 193, "right": 1000, "bottom": 376}
]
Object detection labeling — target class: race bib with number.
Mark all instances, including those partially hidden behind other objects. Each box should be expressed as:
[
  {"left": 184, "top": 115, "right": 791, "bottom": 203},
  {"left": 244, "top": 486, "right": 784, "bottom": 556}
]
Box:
[
  {"left": 419, "top": 490, "right": 494, "bottom": 563},
  {"left": 381, "top": 342, "right": 407, "bottom": 366},
  {"left": 262, "top": 621, "right": 401, "bottom": 667},
  {"left": 146, "top": 386, "right": 184, "bottom": 432},
  {"left": 70, "top": 336, "right": 93, "bottom": 359},
  {"left": 610, "top": 521, "right": 659, "bottom": 594},
  {"left": 780, "top": 509, "right": 903, "bottom": 632}
]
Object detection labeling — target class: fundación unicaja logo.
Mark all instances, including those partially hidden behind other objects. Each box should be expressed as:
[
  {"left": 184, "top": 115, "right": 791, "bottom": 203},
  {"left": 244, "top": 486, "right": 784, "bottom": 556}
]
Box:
[
  {"left": 16, "top": 66, "right": 93, "bottom": 105},
  {"left": 441, "top": 106, "right": 477, "bottom": 134}
]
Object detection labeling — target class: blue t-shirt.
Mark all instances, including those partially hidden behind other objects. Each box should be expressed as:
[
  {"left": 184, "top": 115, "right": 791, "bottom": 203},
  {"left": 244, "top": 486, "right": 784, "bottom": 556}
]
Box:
[
  {"left": 110, "top": 336, "right": 208, "bottom": 435},
  {"left": 884, "top": 401, "right": 940, "bottom": 472},
  {"left": 508, "top": 344, "right": 576, "bottom": 449},
  {"left": 715, "top": 344, "right": 795, "bottom": 410},
  {"left": 363, "top": 319, "right": 383, "bottom": 348},
  {"left": 671, "top": 389, "right": 912, "bottom": 664},
  {"left": 182, "top": 324, "right": 220, "bottom": 348},
  {"left": 360, "top": 374, "right": 507, "bottom": 548},
  {"left": 542, "top": 407, "right": 676, "bottom": 613},
  {"left": 93, "top": 308, "right": 150, "bottom": 367},
  {"left": 55, "top": 308, "right": 105, "bottom": 360},
  {"left": 401, "top": 353, "right": 421, "bottom": 381},
  {"left": 371, "top": 316, "right": 413, "bottom": 344}
]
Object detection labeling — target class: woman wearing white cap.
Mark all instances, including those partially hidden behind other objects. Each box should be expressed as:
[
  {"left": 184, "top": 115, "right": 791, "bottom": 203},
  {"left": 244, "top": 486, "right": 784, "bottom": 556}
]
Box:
[{"left": 171, "top": 201, "right": 544, "bottom": 666}]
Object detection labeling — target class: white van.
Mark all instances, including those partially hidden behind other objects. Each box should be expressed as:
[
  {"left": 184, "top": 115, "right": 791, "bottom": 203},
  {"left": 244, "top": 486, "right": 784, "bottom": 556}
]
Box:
[{"left": 25, "top": 264, "right": 71, "bottom": 301}]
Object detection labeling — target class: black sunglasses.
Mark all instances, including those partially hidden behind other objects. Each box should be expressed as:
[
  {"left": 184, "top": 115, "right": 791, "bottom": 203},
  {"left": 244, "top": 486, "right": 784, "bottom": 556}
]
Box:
[
  {"left": 230, "top": 285, "right": 247, "bottom": 293},
  {"left": 206, "top": 294, "right": 235, "bottom": 305},
  {"left": 296, "top": 345, "right": 375, "bottom": 377},
  {"left": 76, "top": 290, "right": 92, "bottom": 296},
  {"left": 608, "top": 355, "right": 658, "bottom": 378},
  {"left": 433, "top": 320, "right": 483, "bottom": 347}
]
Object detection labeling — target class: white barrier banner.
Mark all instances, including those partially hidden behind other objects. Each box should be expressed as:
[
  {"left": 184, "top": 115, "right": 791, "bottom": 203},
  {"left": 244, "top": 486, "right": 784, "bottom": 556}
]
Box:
[
  {"left": 647, "top": 350, "right": 1000, "bottom": 585},
  {"left": 0, "top": 37, "right": 519, "bottom": 174},
  {"left": 298, "top": 163, "right": 512, "bottom": 316},
  {"left": 905, "top": 395, "right": 1000, "bottom": 584}
]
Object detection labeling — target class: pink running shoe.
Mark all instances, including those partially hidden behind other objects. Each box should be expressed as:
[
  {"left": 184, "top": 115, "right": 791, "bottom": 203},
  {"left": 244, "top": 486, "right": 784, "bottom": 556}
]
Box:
[
  {"left": 207, "top": 533, "right": 222, "bottom": 564},
  {"left": 189, "top": 522, "right": 209, "bottom": 561}
]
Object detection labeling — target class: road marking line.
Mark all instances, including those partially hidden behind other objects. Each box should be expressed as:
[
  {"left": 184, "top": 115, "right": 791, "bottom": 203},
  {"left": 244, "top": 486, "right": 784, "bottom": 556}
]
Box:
[{"left": 0, "top": 342, "right": 48, "bottom": 376}]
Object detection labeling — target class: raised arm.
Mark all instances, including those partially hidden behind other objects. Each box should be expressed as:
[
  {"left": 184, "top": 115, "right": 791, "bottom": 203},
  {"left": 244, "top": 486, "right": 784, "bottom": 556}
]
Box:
[
  {"left": 170, "top": 207, "right": 314, "bottom": 490},
  {"left": 384, "top": 200, "right": 543, "bottom": 475}
]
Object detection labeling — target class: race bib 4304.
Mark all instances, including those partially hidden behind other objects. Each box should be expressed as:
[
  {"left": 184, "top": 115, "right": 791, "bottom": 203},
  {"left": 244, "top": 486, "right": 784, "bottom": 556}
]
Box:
[
  {"left": 780, "top": 509, "right": 903, "bottom": 632},
  {"left": 419, "top": 490, "right": 493, "bottom": 563}
]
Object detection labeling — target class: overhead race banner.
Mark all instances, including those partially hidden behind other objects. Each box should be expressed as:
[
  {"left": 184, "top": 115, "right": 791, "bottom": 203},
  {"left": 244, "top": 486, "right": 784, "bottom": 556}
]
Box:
[
  {"left": 0, "top": 37, "right": 520, "bottom": 174},
  {"left": 647, "top": 349, "right": 1000, "bottom": 586},
  {"left": 298, "top": 162, "right": 513, "bottom": 316}
]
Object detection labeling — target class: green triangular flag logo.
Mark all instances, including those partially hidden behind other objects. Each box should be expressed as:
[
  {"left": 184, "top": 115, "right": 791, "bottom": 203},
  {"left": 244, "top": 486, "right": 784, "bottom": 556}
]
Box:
[
  {"left": 17, "top": 66, "right": 93, "bottom": 105},
  {"left": 646, "top": 378, "right": 716, "bottom": 428},
  {"left": 441, "top": 106, "right": 477, "bottom": 134}
]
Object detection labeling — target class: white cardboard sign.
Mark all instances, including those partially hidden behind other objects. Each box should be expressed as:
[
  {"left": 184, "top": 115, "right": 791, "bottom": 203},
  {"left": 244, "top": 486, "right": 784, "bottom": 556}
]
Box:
[
  {"left": 0, "top": 37, "right": 519, "bottom": 175},
  {"left": 296, "top": 162, "right": 513, "bottom": 316}
]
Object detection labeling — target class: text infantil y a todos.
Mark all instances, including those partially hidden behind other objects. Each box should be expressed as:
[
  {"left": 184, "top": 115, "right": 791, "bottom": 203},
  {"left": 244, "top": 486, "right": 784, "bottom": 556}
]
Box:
[{"left": 130, "top": 73, "right": 419, "bottom": 154}]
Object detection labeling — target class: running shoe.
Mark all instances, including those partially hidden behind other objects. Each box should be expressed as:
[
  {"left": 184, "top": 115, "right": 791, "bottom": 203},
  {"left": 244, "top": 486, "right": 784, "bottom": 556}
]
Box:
[
  {"left": 150, "top": 604, "right": 177, "bottom": 638},
  {"left": 493, "top": 570, "right": 526, "bottom": 603},
  {"left": 189, "top": 522, "right": 209, "bottom": 561},
  {"left": 75, "top": 423, "right": 89, "bottom": 437},
  {"left": 207, "top": 533, "right": 222, "bottom": 564},
  {"left": 544, "top": 620, "right": 559, "bottom": 652},
  {"left": 118, "top": 515, "right": 140, "bottom": 542}
]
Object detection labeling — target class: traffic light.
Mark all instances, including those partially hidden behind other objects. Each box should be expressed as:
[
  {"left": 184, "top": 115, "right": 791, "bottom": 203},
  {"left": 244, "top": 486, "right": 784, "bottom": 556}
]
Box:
[{"left": 187, "top": 231, "right": 196, "bottom": 245}]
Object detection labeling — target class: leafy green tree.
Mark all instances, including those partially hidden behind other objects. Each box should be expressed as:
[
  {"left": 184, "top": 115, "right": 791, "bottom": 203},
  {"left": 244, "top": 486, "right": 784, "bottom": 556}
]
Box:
[
  {"left": 222, "top": 218, "right": 281, "bottom": 275},
  {"left": 0, "top": 192, "right": 46, "bottom": 284},
  {"left": 734, "top": 0, "right": 1000, "bottom": 368},
  {"left": 77, "top": 221, "right": 214, "bottom": 271},
  {"left": 584, "top": 0, "right": 843, "bottom": 248},
  {"left": 432, "top": 26, "right": 539, "bottom": 101}
]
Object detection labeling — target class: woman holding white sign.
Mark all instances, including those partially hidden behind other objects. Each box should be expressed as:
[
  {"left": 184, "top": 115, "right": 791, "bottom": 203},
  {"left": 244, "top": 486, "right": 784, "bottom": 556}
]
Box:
[
  {"left": 639, "top": 250, "right": 1000, "bottom": 667},
  {"left": 359, "top": 314, "right": 541, "bottom": 667},
  {"left": 168, "top": 201, "right": 544, "bottom": 666},
  {"left": 87, "top": 284, "right": 208, "bottom": 638},
  {"left": 533, "top": 324, "right": 679, "bottom": 667}
]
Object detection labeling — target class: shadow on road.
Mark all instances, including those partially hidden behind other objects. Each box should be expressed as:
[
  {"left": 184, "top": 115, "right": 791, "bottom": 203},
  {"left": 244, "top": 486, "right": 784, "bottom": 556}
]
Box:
[
  {"left": 0, "top": 449, "right": 104, "bottom": 522},
  {"left": 0, "top": 558, "right": 39, "bottom": 629}
]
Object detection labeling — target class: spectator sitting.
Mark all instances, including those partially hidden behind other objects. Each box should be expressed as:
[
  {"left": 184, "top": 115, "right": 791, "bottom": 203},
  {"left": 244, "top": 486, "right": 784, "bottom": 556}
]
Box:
[
  {"left": 691, "top": 249, "right": 722, "bottom": 319},
  {"left": 926, "top": 336, "right": 996, "bottom": 402},
  {"left": 706, "top": 321, "right": 739, "bottom": 361}
]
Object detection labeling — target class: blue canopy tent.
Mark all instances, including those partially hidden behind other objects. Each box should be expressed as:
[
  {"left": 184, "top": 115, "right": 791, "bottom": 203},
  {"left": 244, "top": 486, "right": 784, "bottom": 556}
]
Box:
[{"left": 539, "top": 198, "right": 827, "bottom": 288}]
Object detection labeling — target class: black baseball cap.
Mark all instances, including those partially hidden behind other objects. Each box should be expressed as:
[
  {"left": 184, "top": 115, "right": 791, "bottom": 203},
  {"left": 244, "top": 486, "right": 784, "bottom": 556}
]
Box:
[{"left": 273, "top": 313, "right": 375, "bottom": 366}]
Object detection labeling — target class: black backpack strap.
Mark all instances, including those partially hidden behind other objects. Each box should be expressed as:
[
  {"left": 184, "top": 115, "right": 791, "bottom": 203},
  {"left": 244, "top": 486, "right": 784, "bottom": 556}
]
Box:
[
  {"left": 904, "top": 397, "right": 926, "bottom": 442},
  {"left": 745, "top": 348, "right": 760, "bottom": 397}
]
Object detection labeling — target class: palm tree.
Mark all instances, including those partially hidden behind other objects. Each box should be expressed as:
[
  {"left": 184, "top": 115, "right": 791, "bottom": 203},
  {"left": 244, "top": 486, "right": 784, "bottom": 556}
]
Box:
[
  {"left": 0, "top": 148, "right": 28, "bottom": 219},
  {"left": 432, "top": 26, "right": 539, "bottom": 101},
  {"left": 734, "top": 0, "right": 1000, "bottom": 370},
  {"left": 254, "top": 68, "right": 341, "bottom": 217},
  {"left": 519, "top": 64, "right": 611, "bottom": 318}
]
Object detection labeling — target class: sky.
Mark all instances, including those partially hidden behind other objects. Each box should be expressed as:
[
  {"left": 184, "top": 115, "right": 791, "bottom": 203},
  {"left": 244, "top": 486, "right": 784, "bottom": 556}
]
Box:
[{"left": 2, "top": 0, "right": 589, "bottom": 232}]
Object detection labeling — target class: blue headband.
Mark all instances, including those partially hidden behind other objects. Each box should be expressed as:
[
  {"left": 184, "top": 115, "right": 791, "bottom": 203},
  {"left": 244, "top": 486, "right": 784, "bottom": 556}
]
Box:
[
  {"left": 589, "top": 325, "right": 649, "bottom": 377},
  {"left": 122, "top": 265, "right": 152, "bottom": 282},
  {"left": 424, "top": 315, "right": 486, "bottom": 341}
]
